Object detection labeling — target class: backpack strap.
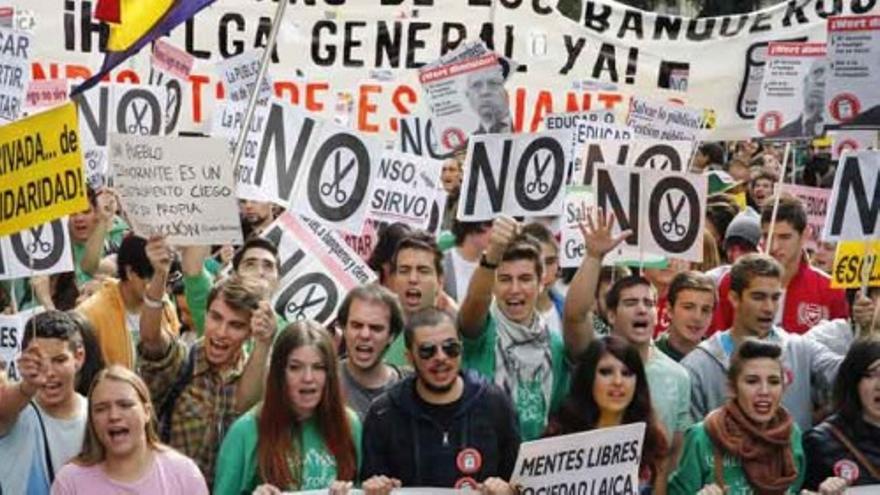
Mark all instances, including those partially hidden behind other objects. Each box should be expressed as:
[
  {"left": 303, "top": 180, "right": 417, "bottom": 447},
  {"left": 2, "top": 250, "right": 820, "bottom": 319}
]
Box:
[
  {"left": 827, "top": 423, "right": 880, "bottom": 479},
  {"left": 30, "top": 401, "right": 55, "bottom": 484},
  {"left": 158, "top": 345, "right": 197, "bottom": 442}
]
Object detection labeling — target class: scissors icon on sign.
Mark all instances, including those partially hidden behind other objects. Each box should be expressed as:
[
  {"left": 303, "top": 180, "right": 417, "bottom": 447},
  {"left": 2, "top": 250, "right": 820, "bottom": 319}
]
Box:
[
  {"left": 285, "top": 285, "right": 327, "bottom": 320},
  {"left": 661, "top": 193, "right": 686, "bottom": 237},
  {"left": 126, "top": 102, "right": 150, "bottom": 134},
  {"left": 27, "top": 229, "right": 51, "bottom": 255},
  {"left": 525, "top": 153, "right": 552, "bottom": 195},
  {"left": 320, "top": 149, "right": 356, "bottom": 203}
]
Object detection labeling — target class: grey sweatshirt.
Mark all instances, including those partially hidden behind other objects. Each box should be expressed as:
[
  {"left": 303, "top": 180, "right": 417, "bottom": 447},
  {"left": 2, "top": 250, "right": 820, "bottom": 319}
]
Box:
[{"left": 681, "top": 326, "right": 842, "bottom": 431}]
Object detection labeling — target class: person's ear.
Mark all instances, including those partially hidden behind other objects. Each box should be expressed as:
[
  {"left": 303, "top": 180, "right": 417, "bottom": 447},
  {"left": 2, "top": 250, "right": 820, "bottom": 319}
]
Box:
[
  {"left": 725, "top": 379, "right": 735, "bottom": 400},
  {"left": 73, "top": 345, "right": 86, "bottom": 372}
]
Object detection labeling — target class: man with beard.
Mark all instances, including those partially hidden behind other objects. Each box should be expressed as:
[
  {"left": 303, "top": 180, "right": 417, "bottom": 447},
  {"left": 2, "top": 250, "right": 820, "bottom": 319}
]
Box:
[
  {"left": 361, "top": 309, "right": 519, "bottom": 493},
  {"left": 337, "top": 284, "right": 406, "bottom": 419},
  {"left": 239, "top": 199, "right": 276, "bottom": 238},
  {"left": 774, "top": 59, "right": 827, "bottom": 138}
]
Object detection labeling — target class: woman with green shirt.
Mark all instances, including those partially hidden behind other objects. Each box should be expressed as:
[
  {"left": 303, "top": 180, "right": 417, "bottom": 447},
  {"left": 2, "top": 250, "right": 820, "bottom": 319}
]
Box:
[
  {"left": 214, "top": 321, "right": 361, "bottom": 495},
  {"left": 669, "top": 339, "right": 847, "bottom": 495}
]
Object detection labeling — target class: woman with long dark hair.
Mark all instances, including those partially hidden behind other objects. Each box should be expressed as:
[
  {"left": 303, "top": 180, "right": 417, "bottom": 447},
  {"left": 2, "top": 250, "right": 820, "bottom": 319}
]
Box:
[
  {"left": 546, "top": 335, "right": 670, "bottom": 494},
  {"left": 804, "top": 337, "right": 880, "bottom": 489},
  {"left": 66, "top": 311, "right": 106, "bottom": 396},
  {"left": 51, "top": 365, "right": 207, "bottom": 494},
  {"left": 214, "top": 321, "right": 360, "bottom": 494},
  {"left": 669, "top": 339, "right": 847, "bottom": 495}
]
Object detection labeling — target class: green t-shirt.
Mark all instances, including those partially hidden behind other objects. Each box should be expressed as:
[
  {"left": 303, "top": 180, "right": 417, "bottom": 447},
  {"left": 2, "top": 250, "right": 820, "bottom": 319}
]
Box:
[
  {"left": 383, "top": 333, "right": 411, "bottom": 370},
  {"left": 214, "top": 408, "right": 362, "bottom": 495},
  {"left": 669, "top": 421, "right": 805, "bottom": 495},
  {"left": 461, "top": 314, "right": 570, "bottom": 441},
  {"left": 644, "top": 346, "right": 693, "bottom": 442}
]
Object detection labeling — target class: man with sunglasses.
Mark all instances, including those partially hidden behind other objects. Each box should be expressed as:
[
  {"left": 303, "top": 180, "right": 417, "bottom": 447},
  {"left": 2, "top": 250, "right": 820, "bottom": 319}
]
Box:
[{"left": 361, "top": 308, "right": 520, "bottom": 493}]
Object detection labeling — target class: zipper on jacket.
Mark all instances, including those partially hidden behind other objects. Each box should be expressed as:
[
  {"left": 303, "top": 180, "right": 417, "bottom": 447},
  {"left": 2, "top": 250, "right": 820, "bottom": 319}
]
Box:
[{"left": 442, "top": 430, "right": 449, "bottom": 446}]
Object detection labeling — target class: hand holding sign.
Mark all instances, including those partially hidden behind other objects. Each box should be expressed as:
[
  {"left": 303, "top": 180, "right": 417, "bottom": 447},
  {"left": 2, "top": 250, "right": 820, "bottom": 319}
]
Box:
[
  {"left": 361, "top": 475, "right": 401, "bottom": 495},
  {"left": 852, "top": 294, "right": 880, "bottom": 334},
  {"left": 144, "top": 235, "right": 173, "bottom": 278},
  {"left": 95, "top": 187, "right": 119, "bottom": 223},
  {"left": 250, "top": 301, "right": 277, "bottom": 346},
  {"left": 579, "top": 208, "right": 633, "bottom": 260},
  {"left": 478, "top": 477, "right": 516, "bottom": 495},
  {"left": 16, "top": 344, "right": 46, "bottom": 397}
]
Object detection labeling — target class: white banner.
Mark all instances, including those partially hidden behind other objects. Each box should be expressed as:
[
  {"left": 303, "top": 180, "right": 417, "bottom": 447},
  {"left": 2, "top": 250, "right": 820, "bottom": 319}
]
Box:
[
  {"left": 626, "top": 96, "right": 706, "bottom": 141},
  {"left": 754, "top": 42, "right": 827, "bottom": 139},
  {"left": 829, "top": 129, "right": 878, "bottom": 158},
  {"left": 825, "top": 15, "right": 880, "bottom": 129},
  {"left": 0, "top": 27, "right": 31, "bottom": 122},
  {"left": 573, "top": 138, "right": 696, "bottom": 186},
  {"left": 263, "top": 213, "right": 377, "bottom": 325},
  {"left": 0, "top": 217, "right": 73, "bottom": 281},
  {"left": 367, "top": 150, "right": 442, "bottom": 230},
  {"left": 542, "top": 110, "right": 626, "bottom": 184},
  {"left": 510, "top": 422, "right": 645, "bottom": 495},
  {"left": 822, "top": 150, "right": 880, "bottom": 241},
  {"left": 111, "top": 134, "right": 243, "bottom": 245}
]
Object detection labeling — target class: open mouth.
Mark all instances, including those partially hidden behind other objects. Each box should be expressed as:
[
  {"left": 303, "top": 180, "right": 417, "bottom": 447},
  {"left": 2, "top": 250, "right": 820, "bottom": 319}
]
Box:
[
  {"left": 505, "top": 299, "right": 526, "bottom": 311},
  {"left": 353, "top": 344, "right": 375, "bottom": 360},
  {"left": 298, "top": 387, "right": 319, "bottom": 399},
  {"left": 632, "top": 320, "right": 651, "bottom": 332},
  {"left": 404, "top": 289, "right": 422, "bottom": 306},
  {"left": 108, "top": 426, "right": 130, "bottom": 443},
  {"left": 43, "top": 381, "right": 62, "bottom": 394},
  {"left": 753, "top": 400, "right": 773, "bottom": 415}
]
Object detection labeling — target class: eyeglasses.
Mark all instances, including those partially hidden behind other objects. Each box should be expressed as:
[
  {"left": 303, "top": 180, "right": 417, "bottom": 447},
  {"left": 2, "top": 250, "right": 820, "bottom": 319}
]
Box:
[{"left": 416, "top": 339, "right": 462, "bottom": 360}]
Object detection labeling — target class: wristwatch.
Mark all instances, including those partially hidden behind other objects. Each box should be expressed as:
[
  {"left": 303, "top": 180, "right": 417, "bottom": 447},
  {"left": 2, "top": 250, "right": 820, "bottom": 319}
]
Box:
[{"left": 479, "top": 253, "right": 498, "bottom": 270}]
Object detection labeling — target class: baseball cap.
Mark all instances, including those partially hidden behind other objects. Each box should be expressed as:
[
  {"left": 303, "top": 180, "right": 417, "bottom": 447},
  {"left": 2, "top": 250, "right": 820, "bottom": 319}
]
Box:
[{"left": 724, "top": 211, "right": 762, "bottom": 249}]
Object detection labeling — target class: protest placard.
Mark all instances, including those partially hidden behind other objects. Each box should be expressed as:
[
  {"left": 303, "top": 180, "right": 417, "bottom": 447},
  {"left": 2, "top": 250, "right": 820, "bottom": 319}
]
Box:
[
  {"left": 0, "top": 217, "right": 73, "bottom": 280},
  {"left": 24, "top": 78, "right": 67, "bottom": 113},
  {"left": 825, "top": 16, "right": 880, "bottom": 129},
  {"left": 596, "top": 164, "right": 707, "bottom": 263},
  {"left": 0, "top": 307, "right": 42, "bottom": 381},
  {"left": 626, "top": 97, "right": 706, "bottom": 141},
  {"left": 397, "top": 115, "right": 454, "bottom": 160},
  {"left": 754, "top": 42, "right": 827, "bottom": 139},
  {"left": 510, "top": 422, "right": 645, "bottom": 495},
  {"left": 0, "top": 102, "right": 86, "bottom": 237},
  {"left": 573, "top": 138, "right": 696, "bottom": 187},
  {"left": 457, "top": 130, "right": 570, "bottom": 221},
  {"left": 367, "top": 150, "right": 442, "bottom": 230},
  {"left": 821, "top": 151, "right": 879, "bottom": 242},
  {"left": 560, "top": 185, "right": 594, "bottom": 268},
  {"left": 829, "top": 130, "right": 878, "bottom": 159},
  {"left": 151, "top": 39, "right": 194, "bottom": 81},
  {"left": 0, "top": 27, "right": 31, "bottom": 122},
  {"left": 262, "top": 213, "right": 376, "bottom": 325},
  {"left": 831, "top": 240, "right": 880, "bottom": 289},
  {"left": 111, "top": 134, "right": 242, "bottom": 245},
  {"left": 780, "top": 184, "right": 830, "bottom": 250},
  {"left": 543, "top": 111, "right": 629, "bottom": 183}
]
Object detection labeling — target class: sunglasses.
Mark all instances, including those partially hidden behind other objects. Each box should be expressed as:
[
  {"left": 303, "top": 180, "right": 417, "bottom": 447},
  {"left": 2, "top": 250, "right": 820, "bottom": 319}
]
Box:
[{"left": 416, "top": 339, "right": 462, "bottom": 360}]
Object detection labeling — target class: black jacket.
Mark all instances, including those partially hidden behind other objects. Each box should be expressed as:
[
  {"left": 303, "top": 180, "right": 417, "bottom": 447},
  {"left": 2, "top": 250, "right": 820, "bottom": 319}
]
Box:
[
  {"left": 360, "top": 371, "right": 520, "bottom": 487},
  {"left": 803, "top": 413, "right": 880, "bottom": 489}
]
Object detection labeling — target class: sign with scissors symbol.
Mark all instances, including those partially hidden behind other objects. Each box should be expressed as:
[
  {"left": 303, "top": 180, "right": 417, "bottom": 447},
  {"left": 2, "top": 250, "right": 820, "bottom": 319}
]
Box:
[
  {"left": 661, "top": 193, "right": 686, "bottom": 237},
  {"left": 320, "top": 149, "right": 355, "bottom": 203},
  {"left": 126, "top": 101, "right": 151, "bottom": 134},
  {"left": 525, "top": 152, "right": 552, "bottom": 195},
  {"left": 26, "top": 228, "right": 52, "bottom": 255}
]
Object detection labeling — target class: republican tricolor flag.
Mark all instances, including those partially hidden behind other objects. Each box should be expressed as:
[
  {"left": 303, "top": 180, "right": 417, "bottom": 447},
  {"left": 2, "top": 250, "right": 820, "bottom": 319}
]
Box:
[{"left": 71, "top": 0, "right": 214, "bottom": 95}]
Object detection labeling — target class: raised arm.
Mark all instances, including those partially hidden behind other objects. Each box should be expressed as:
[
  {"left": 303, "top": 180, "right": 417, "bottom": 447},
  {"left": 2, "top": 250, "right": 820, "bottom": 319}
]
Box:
[
  {"left": 458, "top": 216, "right": 519, "bottom": 339},
  {"left": 233, "top": 301, "right": 276, "bottom": 413},
  {"left": 139, "top": 235, "right": 174, "bottom": 358},
  {"left": 0, "top": 345, "right": 45, "bottom": 436},
  {"left": 79, "top": 188, "right": 117, "bottom": 277},
  {"left": 563, "top": 210, "right": 631, "bottom": 356}
]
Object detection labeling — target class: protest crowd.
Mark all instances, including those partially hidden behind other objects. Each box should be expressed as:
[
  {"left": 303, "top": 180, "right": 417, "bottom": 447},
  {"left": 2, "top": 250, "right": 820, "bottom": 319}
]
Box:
[{"left": 1, "top": 0, "right": 880, "bottom": 494}]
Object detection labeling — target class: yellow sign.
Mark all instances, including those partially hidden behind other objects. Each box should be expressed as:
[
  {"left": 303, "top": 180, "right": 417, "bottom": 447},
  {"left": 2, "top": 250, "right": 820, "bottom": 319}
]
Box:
[
  {"left": 831, "top": 240, "right": 880, "bottom": 289},
  {"left": 0, "top": 103, "right": 87, "bottom": 237}
]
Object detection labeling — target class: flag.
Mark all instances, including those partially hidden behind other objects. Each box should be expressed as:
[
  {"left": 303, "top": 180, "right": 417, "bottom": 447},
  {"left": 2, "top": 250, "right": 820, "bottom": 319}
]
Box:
[{"left": 71, "top": 0, "right": 214, "bottom": 95}]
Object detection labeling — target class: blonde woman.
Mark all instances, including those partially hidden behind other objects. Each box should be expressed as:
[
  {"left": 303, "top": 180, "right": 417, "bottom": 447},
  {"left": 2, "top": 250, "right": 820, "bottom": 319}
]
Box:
[{"left": 51, "top": 365, "right": 208, "bottom": 494}]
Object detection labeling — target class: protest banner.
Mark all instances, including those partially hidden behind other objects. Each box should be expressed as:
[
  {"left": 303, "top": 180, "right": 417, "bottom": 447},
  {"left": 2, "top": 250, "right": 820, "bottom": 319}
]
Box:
[
  {"left": 367, "top": 150, "right": 442, "bottom": 231},
  {"left": 543, "top": 110, "right": 628, "bottom": 182},
  {"left": 0, "top": 27, "right": 31, "bottom": 122},
  {"left": 780, "top": 183, "right": 830, "bottom": 250},
  {"left": 511, "top": 422, "right": 645, "bottom": 495},
  {"left": 458, "top": 130, "right": 571, "bottom": 221},
  {"left": 0, "top": 307, "right": 43, "bottom": 381},
  {"left": 24, "top": 78, "right": 68, "bottom": 113},
  {"left": 573, "top": 138, "right": 696, "bottom": 187},
  {"left": 151, "top": 38, "right": 194, "bottom": 81},
  {"left": 560, "top": 185, "right": 594, "bottom": 268},
  {"left": 111, "top": 134, "right": 243, "bottom": 245},
  {"left": 397, "top": 115, "right": 454, "bottom": 160},
  {"left": 626, "top": 96, "right": 708, "bottom": 141},
  {"left": 262, "top": 213, "right": 376, "bottom": 325},
  {"left": 342, "top": 219, "right": 379, "bottom": 263},
  {"left": 831, "top": 240, "right": 880, "bottom": 290},
  {"left": 0, "top": 217, "right": 73, "bottom": 280},
  {"left": 829, "top": 130, "right": 878, "bottom": 159},
  {"left": 825, "top": 16, "right": 880, "bottom": 129},
  {"left": 596, "top": 164, "right": 707, "bottom": 263},
  {"left": 754, "top": 42, "right": 827, "bottom": 139},
  {"left": 821, "top": 151, "right": 880, "bottom": 242},
  {"left": 0, "top": 102, "right": 86, "bottom": 237}
]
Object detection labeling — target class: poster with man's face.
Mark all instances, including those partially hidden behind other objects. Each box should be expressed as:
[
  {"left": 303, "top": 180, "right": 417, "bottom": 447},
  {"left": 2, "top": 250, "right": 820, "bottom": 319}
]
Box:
[{"left": 824, "top": 16, "right": 880, "bottom": 130}]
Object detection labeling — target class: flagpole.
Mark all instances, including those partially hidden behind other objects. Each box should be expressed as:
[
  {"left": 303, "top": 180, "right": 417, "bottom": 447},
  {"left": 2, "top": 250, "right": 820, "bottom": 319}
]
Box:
[
  {"left": 763, "top": 142, "right": 791, "bottom": 255},
  {"left": 231, "top": 0, "right": 287, "bottom": 179}
]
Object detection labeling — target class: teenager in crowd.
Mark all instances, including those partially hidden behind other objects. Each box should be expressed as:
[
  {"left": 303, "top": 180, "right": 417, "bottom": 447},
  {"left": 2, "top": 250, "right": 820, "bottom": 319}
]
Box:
[
  {"left": 138, "top": 236, "right": 277, "bottom": 481},
  {"left": 747, "top": 168, "right": 777, "bottom": 211},
  {"left": 51, "top": 365, "right": 208, "bottom": 494},
  {"left": 361, "top": 309, "right": 519, "bottom": 493},
  {"left": 443, "top": 219, "right": 493, "bottom": 302},
  {"left": 546, "top": 336, "right": 669, "bottom": 493},
  {"left": 0, "top": 311, "right": 88, "bottom": 495},
  {"left": 804, "top": 337, "right": 880, "bottom": 489},
  {"left": 655, "top": 272, "right": 716, "bottom": 363},
  {"left": 565, "top": 211, "right": 691, "bottom": 458},
  {"left": 670, "top": 340, "right": 847, "bottom": 495},
  {"left": 366, "top": 222, "right": 413, "bottom": 287},
  {"left": 77, "top": 234, "right": 181, "bottom": 368},
  {"left": 593, "top": 266, "right": 632, "bottom": 337},
  {"left": 711, "top": 196, "right": 848, "bottom": 335},
  {"left": 215, "top": 321, "right": 360, "bottom": 494},
  {"left": 520, "top": 222, "right": 565, "bottom": 334},
  {"left": 459, "top": 216, "right": 569, "bottom": 441},
  {"left": 70, "top": 186, "right": 126, "bottom": 287},
  {"left": 705, "top": 210, "right": 761, "bottom": 285},
  {"left": 643, "top": 258, "right": 689, "bottom": 337},
  {"left": 683, "top": 254, "right": 842, "bottom": 430},
  {"left": 337, "top": 284, "right": 406, "bottom": 420}
]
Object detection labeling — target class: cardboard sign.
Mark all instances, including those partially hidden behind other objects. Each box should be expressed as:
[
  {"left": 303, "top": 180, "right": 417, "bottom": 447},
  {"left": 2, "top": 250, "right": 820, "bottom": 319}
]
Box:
[
  {"left": 596, "top": 164, "right": 707, "bottom": 263},
  {"left": 829, "top": 130, "right": 878, "bottom": 159},
  {"left": 24, "top": 78, "right": 67, "bottom": 113},
  {"left": 151, "top": 39, "right": 194, "bottom": 81},
  {"left": 754, "top": 42, "right": 827, "bottom": 139},
  {"left": 831, "top": 240, "right": 880, "bottom": 289},
  {"left": 560, "top": 185, "right": 595, "bottom": 268},
  {"left": 0, "top": 27, "right": 31, "bottom": 122},
  {"left": 262, "top": 213, "right": 376, "bottom": 325},
  {"left": 397, "top": 115, "right": 455, "bottom": 160},
  {"left": 111, "top": 134, "right": 243, "bottom": 245},
  {"left": 458, "top": 130, "right": 571, "bottom": 221},
  {"left": 0, "top": 307, "right": 42, "bottom": 381},
  {"left": 0, "top": 217, "right": 74, "bottom": 280},
  {"left": 510, "top": 422, "right": 645, "bottom": 494},
  {"left": 822, "top": 151, "right": 880, "bottom": 242},
  {"left": 572, "top": 138, "right": 696, "bottom": 187},
  {"left": 0, "top": 102, "right": 87, "bottom": 237},
  {"left": 543, "top": 111, "right": 628, "bottom": 183},
  {"left": 780, "top": 184, "right": 830, "bottom": 250},
  {"left": 825, "top": 16, "right": 880, "bottom": 129},
  {"left": 367, "top": 150, "right": 442, "bottom": 230},
  {"left": 626, "top": 97, "right": 706, "bottom": 141}
]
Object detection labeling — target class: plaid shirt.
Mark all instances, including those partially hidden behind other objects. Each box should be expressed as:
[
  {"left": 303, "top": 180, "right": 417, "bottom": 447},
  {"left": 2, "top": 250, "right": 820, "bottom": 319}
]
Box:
[{"left": 139, "top": 338, "right": 246, "bottom": 482}]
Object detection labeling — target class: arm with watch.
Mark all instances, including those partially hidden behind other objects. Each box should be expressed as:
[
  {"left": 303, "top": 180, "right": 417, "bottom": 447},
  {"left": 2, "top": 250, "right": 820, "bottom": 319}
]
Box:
[
  {"left": 458, "top": 216, "right": 520, "bottom": 339},
  {"left": 139, "top": 235, "right": 176, "bottom": 360}
]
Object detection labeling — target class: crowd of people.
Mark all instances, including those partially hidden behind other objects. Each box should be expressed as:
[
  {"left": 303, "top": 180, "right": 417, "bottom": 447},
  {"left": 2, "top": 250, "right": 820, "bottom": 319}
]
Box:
[{"left": 0, "top": 136, "right": 878, "bottom": 495}]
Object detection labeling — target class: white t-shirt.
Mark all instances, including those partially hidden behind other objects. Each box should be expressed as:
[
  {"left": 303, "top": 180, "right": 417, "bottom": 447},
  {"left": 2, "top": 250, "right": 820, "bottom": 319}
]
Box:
[
  {"left": 451, "top": 248, "right": 479, "bottom": 302},
  {"left": 0, "top": 394, "right": 88, "bottom": 495}
]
